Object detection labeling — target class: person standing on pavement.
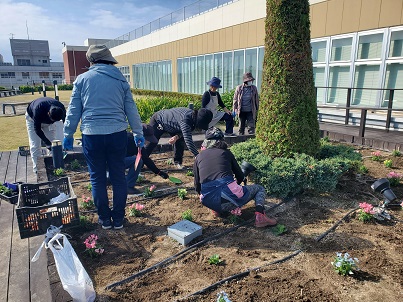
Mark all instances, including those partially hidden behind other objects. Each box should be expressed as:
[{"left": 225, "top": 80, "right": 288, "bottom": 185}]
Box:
[
  {"left": 202, "top": 77, "right": 236, "bottom": 137},
  {"left": 193, "top": 127, "right": 277, "bottom": 228},
  {"left": 25, "top": 97, "right": 66, "bottom": 173},
  {"left": 125, "top": 124, "right": 169, "bottom": 195},
  {"left": 144, "top": 107, "right": 213, "bottom": 169},
  {"left": 63, "top": 45, "right": 144, "bottom": 230},
  {"left": 232, "top": 72, "right": 259, "bottom": 135}
]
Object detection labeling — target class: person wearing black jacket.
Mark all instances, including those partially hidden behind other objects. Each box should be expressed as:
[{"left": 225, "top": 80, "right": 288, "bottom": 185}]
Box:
[
  {"left": 144, "top": 107, "right": 213, "bottom": 169},
  {"left": 25, "top": 97, "right": 66, "bottom": 173},
  {"left": 125, "top": 124, "right": 169, "bottom": 194}
]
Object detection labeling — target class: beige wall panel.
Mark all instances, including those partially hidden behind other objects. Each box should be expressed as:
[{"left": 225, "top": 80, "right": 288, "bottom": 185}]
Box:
[
  {"left": 224, "top": 27, "right": 233, "bottom": 51},
  {"left": 325, "top": 0, "right": 343, "bottom": 36},
  {"left": 238, "top": 22, "right": 251, "bottom": 49},
  {"left": 341, "top": 0, "right": 361, "bottom": 34},
  {"left": 197, "top": 35, "right": 203, "bottom": 56},
  {"left": 247, "top": 21, "right": 258, "bottom": 47},
  {"left": 359, "top": 0, "right": 382, "bottom": 31},
  {"left": 232, "top": 24, "right": 241, "bottom": 50},
  {"left": 310, "top": 2, "right": 328, "bottom": 38},
  {"left": 219, "top": 29, "right": 226, "bottom": 51},
  {"left": 202, "top": 33, "right": 209, "bottom": 54},
  {"left": 256, "top": 18, "right": 265, "bottom": 46},
  {"left": 379, "top": 0, "right": 403, "bottom": 28},
  {"left": 212, "top": 31, "right": 221, "bottom": 53}
]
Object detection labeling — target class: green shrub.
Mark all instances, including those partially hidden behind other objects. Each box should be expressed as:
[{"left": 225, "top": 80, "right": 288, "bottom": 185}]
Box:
[
  {"left": 131, "top": 89, "right": 201, "bottom": 102},
  {"left": 392, "top": 150, "right": 401, "bottom": 157},
  {"left": 0, "top": 86, "right": 6, "bottom": 90},
  {"left": 230, "top": 139, "right": 361, "bottom": 197},
  {"left": 220, "top": 89, "right": 235, "bottom": 110}
]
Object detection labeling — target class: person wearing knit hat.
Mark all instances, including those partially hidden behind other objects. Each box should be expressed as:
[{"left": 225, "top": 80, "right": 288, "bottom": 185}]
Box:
[
  {"left": 144, "top": 107, "right": 213, "bottom": 169},
  {"left": 63, "top": 44, "right": 144, "bottom": 230},
  {"left": 232, "top": 72, "right": 259, "bottom": 135},
  {"left": 193, "top": 127, "right": 277, "bottom": 228},
  {"left": 202, "top": 77, "right": 236, "bottom": 137}
]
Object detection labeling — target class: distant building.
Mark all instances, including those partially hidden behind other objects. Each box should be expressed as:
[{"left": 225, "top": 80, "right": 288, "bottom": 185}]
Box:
[
  {"left": 62, "top": 38, "right": 111, "bottom": 84},
  {"left": 0, "top": 39, "right": 64, "bottom": 88}
]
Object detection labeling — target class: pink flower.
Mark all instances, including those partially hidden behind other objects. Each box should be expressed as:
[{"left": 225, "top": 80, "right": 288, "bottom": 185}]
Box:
[
  {"left": 230, "top": 207, "right": 242, "bottom": 216},
  {"left": 359, "top": 202, "right": 374, "bottom": 214},
  {"left": 150, "top": 185, "right": 156, "bottom": 192},
  {"left": 371, "top": 151, "right": 381, "bottom": 156},
  {"left": 400, "top": 201, "right": 403, "bottom": 208},
  {"left": 85, "top": 242, "right": 92, "bottom": 249},
  {"left": 135, "top": 203, "right": 144, "bottom": 211},
  {"left": 387, "top": 171, "right": 401, "bottom": 179}
]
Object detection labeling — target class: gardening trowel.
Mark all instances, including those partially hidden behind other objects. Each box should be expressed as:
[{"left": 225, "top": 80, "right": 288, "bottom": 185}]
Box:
[{"left": 135, "top": 147, "right": 142, "bottom": 170}]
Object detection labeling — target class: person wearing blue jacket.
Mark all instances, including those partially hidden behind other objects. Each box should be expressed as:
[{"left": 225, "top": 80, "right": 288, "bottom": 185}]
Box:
[{"left": 63, "top": 45, "right": 144, "bottom": 230}]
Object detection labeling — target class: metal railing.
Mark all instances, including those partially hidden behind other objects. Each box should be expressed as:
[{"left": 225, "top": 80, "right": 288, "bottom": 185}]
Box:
[
  {"left": 315, "top": 86, "right": 403, "bottom": 137},
  {"left": 105, "top": 0, "right": 237, "bottom": 49}
]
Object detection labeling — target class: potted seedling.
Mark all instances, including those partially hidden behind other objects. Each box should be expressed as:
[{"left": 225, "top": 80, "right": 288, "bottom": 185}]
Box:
[
  {"left": 178, "top": 188, "right": 187, "bottom": 200},
  {"left": 54, "top": 168, "right": 66, "bottom": 177}
]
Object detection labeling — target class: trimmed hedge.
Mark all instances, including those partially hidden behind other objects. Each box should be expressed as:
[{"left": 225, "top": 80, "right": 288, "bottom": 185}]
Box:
[
  {"left": 19, "top": 84, "right": 73, "bottom": 93},
  {"left": 257, "top": 0, "right": 320, "bottom": 157},
  {"left": 231, "top": 139, "right": 361, "bottom": 198},
  {"left": 131, "top": 89, "right": 201, "bottom": 103}
]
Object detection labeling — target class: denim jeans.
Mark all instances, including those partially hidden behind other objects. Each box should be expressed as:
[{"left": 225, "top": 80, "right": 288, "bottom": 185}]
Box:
[
  {"left": 82, "top": 130, "right": 127, "bottom": 225},
  {"left": 124, "top": 156, "right": 143, "bottom": 187},
  {"left": 220, "top": 112, "right": 234, "bottom": 134}
]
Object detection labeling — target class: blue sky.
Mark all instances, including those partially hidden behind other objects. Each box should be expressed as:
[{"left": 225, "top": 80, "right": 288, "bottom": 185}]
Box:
[{"left": 0, "top": 0, "right": 194, "bottom": 62}]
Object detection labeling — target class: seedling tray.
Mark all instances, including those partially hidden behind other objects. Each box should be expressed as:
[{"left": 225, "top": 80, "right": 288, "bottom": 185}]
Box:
[
  {"left": 16, "top": 177, "right": 79, "bottom": 239},
  {"left": 18, "top": 146, "right": 30, "bottom": 156},
  {"left": 0, "top": 182, "right": 22, "bottom": 204}
]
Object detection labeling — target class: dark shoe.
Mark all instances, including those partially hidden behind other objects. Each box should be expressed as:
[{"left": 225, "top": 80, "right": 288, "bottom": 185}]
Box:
[
  {"left": 248, "top": 129, "right": 255, "bottom": 135},
  {"left": 224, "top": 132, "right": 237, "bottom": 137},
  {"left": 238, "top": 131, "right": 245, "bottom": 136},
  {"left": 113, "top": 222, "right": 123, "bottom": 230},
  {"left": 99, "top": 219, "right": 112, "bottom": 230},
  {"left": 255, "top": 212, "right": 277, "bottom": 227},
  {"left": 127, "top": 187, "right": 141, "bottom": 195}
]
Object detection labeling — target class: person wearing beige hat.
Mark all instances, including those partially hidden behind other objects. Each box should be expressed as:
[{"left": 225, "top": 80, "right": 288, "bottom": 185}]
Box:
[
  {"left": 63, "top": 44, "right": 144, "bottom": 230},
  {"left": 232, "top": 72, "right": 259, "bottom": 135}
]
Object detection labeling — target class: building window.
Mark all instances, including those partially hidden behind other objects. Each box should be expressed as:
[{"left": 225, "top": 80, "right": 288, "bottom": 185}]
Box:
[
  {"left": 352, "top": 64, "right": 380, "bottom": 106},
  {"left": 52, "top": 73, "right": 63, "bottom": 79},
  {"left": 328, "top": 66, "right": 350, "bottom": 104},
  {"left": 42, "top": 60, "right": 48, "bottom": 63},
  {"left": 384, "top": 63, "right": 403, "bottom": 108},
  {"left": 117, "top": 66, "right": 130, "bottom": 83},
  {"left": 330, "top": 37, "right": 353, "bottom": 62},
  {"left": 357, "top": 34, "right": 383, "bottom": 60},
  {"left": 22, "top": 72, "right": 30, "bottom": 79},
  {"left": 389, "top": 31, "right": 403, "bottom": 58},
  {"left": 39, "top": 72, "right": 49, "bottom": 78},
  {"left": 17, "top": 59, "right": 31, "bottom": 66},
  {"left": 0, "top": 72, "right": 15, "bottom": 78},
  {"left": 311, "top": 41, "right": 327, "bottom": 63},
  {"left": 313, "top": 67, "right": 326, "bottom": 103},
  {"left": 133, "top": 60, "right": 172, "bottom": 91}
]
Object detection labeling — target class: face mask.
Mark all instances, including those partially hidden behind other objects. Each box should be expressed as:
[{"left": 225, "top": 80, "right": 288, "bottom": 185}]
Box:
[{"left": 247, "top": 81, "right": 253, "bottom": 86}]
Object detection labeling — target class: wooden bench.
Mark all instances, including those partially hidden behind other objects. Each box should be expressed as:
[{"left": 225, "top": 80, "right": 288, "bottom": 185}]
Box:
[
  {"left": 2, "top": 102, "right": 31, "bottom": 115},
  {"left": 0, "top": 90, "right": 19, "bottom": 97}
]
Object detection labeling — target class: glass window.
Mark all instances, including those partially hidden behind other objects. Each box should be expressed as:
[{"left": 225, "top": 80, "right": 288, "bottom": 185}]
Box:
[
  {"left": 197, "top": 56, "right": 205, "bottom": 94},
  {"left": 389, "top": 31, "right": 403, "bottom": 58},
  {"left": 183, "top": 58, "right": 189, "bottom": 93},
  {"left": 352, "top": 64, "right": 380, "bottom": 106},
  {"left": 190, "top": 57, "right": 197, "bottom": 94},
  {"left": 312, "top": 41, "right": 327, "bottom": 63},
  {"left": 39, "top": 72, "right": 49, "bottom": 78},
  {"left": 313, "top": 67, "right": 326, "bottom": 103},
  {"left": 22, "top": 72, "right": 30, "bottom": 79},
  {"left": 257, "top": 47, "right": 264, "bottom": 91},
  {"left": 330, "top": 38, "right": 353, "bottom": 62},
  {"left": 52, "top": 73, "right": 63, "bottom": 79},
  {"left": 384, "top": 63, "right": 403, "bottom": 108},
  {"left": 233, "top": 50, "right": 244, "bottom": 87},
  {"left": 177, "top": 59, "right": 183, "bottom": 92},
  {"left": 327, "top": 66, "right": 350, "bottom": 104},
  {"left": 357, "top": 34, "right": 383, "bottom": 60},
  {"left": 213, "top": 53, "right": 222, "bottom": 81},
  {"left": 222, "top": 51, "right": 232, "bottom": 92},
  {"left": 245, "top": 48, "right": 257, "bottom": 78},
  {"left": 205, "top": 54, "right": 213, "bottom": 84}
]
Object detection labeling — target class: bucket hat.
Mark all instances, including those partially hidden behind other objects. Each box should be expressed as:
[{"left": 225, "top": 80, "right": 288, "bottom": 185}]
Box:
[
  {"left": 86, "top": 45, "right": 118, "bottom": 64},
  {"left": 206, "top": 77, "right": 222, "bottom": 88},
  {"left": 243, "top": 72, "right": 255, "bottom": 82},
  {"left": 142, "top": 124, "right": 158, "bottom": 144}
]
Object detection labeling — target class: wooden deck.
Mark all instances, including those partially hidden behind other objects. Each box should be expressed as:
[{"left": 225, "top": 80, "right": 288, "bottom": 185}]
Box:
[{"left": 0, "top": 150, "right": 51, "bottom": 302}]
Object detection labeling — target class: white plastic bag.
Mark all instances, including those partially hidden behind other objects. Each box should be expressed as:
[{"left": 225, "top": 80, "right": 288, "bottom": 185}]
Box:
[{"left": 47, "top": 233, "right": 96, "bottom": 302}]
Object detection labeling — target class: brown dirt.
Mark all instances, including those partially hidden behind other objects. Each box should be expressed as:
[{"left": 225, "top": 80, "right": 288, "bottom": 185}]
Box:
[{"left": 53, "top": 147, "right": 403, "bottom": 302}]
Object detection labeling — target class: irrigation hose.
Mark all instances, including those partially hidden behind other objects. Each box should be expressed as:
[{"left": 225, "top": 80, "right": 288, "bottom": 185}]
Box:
[
  {"left": 176, "top": 205, "right": 364, "bottom": 300},
  {"left": 105, "top": 199, "right": 288, "bottom": 291}
]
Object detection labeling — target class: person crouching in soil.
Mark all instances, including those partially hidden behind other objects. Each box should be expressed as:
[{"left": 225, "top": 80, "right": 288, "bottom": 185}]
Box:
[{"left": 193, "top": 127, "right": 277, "bottom": 227}]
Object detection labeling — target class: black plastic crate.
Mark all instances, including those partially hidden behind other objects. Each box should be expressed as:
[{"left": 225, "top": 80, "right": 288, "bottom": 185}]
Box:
[
  {"left": 0, "top": 182, "right": 23, "bottom": 204},
  {"left": 18, "top": 146, "right": 30, "bottom": 156},
  {"left": 16, "top": 177, "right": 79, "bottom": 239}
]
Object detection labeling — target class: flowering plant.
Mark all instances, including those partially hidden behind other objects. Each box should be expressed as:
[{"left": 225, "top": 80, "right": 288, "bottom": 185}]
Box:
[
  {"left": 228, "top": 207, "right": 243, "bottom": 224},
  {"left": 392, "top": 150, "right": 401, "bottom": 157},
  {"left": 81, "top": 195, "right": 95, "bottom": 210},
  {"left": 181, "top": 209, "right": 193, "bottom": 221},
  {"left": 144, "top": 185, "right": 156, "bottom": 197},
  {"left": 129, "top": 203, "right": 145, "bottom": 217},
  {"left": 371, "top": 151, "right": 381, "bottom": 161},
  {"left": 178, "top": 188, "right": 187, "bottom": 200},
  {"left": 331, "top": 252, "right": 359, "bottom": 276},
  {"left": 357, "top": 202, "right": 375, "bottom": 222},
  {"left": 217, "top": 291, "right": 231, "bottom": 302},
  {"left": 387, "top": 171, "right": 401, "bottom": 187},
  {"left": 384, "top": 159, "right": 393, "bottom": 168},
  {"left": 84, "top": 234, "right": 104, "bottom": 258}
]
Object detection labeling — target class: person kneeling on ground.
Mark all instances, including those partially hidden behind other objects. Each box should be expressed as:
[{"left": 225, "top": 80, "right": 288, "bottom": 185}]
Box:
[
  {"left": 144, "top": 107, "right": 213, "bottom": 169},
  {"left": 193, "top": 127, "right": 277, "bottom": 227},
  {"left": 125, "top": 124, "right": 169, "bottom": 195}
]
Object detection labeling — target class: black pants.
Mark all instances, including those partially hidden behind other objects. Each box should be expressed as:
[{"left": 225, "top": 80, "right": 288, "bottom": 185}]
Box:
[
  {"left": 239, "top": 111, "right": 255, "bottom": 134},
  {"left": 145, "top": 115, "right": 186, "bottom": 164},
  {"left": 220, "top": 112, "right": 234, "bottom": 134}
]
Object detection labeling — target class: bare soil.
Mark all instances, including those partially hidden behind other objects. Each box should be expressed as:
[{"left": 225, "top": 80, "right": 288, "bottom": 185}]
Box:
[{"left": 54, "top": 146, "right": 403, "bottom": 302}]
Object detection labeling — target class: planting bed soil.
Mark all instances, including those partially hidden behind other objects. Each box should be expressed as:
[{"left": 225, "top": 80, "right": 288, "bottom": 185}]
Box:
[{"left": 43, "top": 146, "right": 403, "bottom": 302}]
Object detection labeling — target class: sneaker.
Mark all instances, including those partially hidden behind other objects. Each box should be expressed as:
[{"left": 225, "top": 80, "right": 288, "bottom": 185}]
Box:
[
  {"left": 238, "top": 131, "right": 245, "bottom": 136},
  {"left": 255, "top": 212, "right": 277, "bottom": 228},
  {"left": 127, "top": 187, "right": 141, "bottom": 195},
  {"left": 113, "top": 220, "right": 124, "bottom": 230},
  {"left": 224, "top": 132, "right": 237, "bottom": 137},
  {"left": 175, "top": 163, "right": 184, "bottom": 170},
  {"left": 100, "top": 219, "right": 112, "bottom": 230}
]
